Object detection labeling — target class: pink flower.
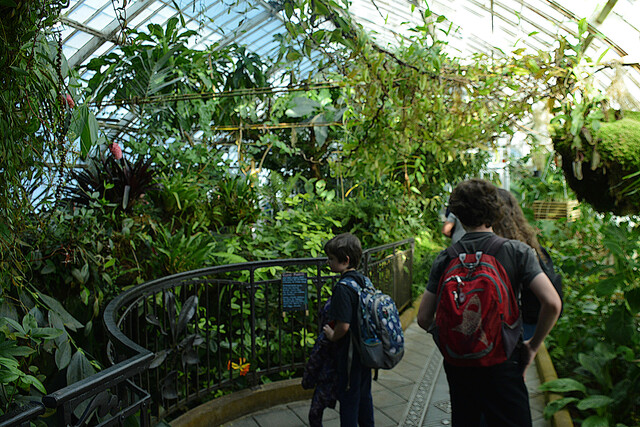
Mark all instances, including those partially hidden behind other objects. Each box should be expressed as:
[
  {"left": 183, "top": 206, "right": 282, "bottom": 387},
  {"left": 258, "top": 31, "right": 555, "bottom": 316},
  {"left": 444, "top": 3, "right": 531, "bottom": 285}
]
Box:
[
  {"left": 60, "top": 93, "right": 75, "bottom": 109},
  {"left": 109, "top": 142, "right": 123, "bottom": 160},
  {"left": 66, "top": 94, "right": 75, "bottom": 109}
]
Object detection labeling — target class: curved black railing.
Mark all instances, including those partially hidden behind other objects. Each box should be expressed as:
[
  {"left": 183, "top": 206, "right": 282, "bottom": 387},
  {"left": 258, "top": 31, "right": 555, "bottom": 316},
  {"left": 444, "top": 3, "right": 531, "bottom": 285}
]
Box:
[{"left": 0, "top": 238, "right": 413, "bottom": 426}]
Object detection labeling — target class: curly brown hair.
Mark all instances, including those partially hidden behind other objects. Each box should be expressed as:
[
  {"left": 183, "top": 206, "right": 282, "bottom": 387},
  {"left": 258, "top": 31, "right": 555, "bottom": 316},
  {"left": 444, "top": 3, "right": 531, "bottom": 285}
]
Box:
[
  {"left": 449, "top": 179, "right": 501, "bottom": 228},
  {"left": 493, "top": 188, "right": 546, "bottom": 260}
]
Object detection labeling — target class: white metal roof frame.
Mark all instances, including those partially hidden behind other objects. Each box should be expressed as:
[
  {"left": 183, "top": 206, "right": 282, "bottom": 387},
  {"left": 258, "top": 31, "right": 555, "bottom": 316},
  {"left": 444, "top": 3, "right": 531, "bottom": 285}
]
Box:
[{"left": 58, "top": 0, "right": 640, "bottom": 132}]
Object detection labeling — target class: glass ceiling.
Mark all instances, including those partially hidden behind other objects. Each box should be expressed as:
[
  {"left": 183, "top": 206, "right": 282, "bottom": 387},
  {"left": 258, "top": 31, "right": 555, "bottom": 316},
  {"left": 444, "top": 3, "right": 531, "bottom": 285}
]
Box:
[{"left": 58, "top": 0, "right": 640, "bottom": 112}]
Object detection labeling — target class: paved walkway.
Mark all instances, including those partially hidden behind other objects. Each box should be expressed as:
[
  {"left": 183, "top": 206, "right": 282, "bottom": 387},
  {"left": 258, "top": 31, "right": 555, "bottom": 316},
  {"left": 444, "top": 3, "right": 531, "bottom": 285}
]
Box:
[{"left": 225, "top": 320, "right": 551, "bottom": 427}]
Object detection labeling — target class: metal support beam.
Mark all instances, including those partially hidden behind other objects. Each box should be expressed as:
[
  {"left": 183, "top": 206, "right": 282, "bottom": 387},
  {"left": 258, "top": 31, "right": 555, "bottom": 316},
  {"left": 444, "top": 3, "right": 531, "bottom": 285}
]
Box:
[
  {"left": 583, "top": 0, "right": 619, "bottom": 51},
  {"left": 64, "top": 0, "right": 157, "bottom": 69}
]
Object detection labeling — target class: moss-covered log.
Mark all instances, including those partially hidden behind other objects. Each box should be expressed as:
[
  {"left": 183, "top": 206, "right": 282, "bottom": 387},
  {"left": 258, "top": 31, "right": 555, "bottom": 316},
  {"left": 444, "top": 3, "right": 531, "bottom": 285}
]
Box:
[{"left": 553, "top": 110, "right": 640, "bottom": 215}]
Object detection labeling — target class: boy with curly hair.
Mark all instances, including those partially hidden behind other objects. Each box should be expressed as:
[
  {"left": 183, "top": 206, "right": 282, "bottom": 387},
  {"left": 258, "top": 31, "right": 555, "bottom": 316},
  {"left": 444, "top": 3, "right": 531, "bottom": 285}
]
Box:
[{"left": 417, "top": 179, "right": 561, "bottom": 426}]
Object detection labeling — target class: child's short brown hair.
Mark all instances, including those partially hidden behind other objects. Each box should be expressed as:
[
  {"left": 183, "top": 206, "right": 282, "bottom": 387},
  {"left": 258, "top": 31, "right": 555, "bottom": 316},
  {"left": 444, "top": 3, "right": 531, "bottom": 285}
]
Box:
[{"left": 324, "top": 233, "right": 362, "bottom": 269}]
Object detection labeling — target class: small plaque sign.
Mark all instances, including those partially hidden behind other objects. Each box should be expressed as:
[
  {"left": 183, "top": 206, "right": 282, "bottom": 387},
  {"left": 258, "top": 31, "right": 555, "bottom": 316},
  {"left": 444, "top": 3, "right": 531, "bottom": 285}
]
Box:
[{"left": 282, "top": 272, "right": 308, "bottom": 312}]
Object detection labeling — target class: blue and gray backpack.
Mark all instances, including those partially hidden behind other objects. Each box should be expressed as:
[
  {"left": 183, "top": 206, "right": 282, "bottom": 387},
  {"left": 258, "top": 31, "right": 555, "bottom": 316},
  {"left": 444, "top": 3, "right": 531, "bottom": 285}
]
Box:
[{"left": 340, "top": 273, "right": 404, "bottom": 371}]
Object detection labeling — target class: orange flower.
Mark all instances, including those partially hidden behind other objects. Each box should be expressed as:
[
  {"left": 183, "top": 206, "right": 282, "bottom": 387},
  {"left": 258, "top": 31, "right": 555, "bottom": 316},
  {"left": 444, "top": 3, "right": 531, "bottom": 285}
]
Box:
[
  {"left": 227, "top": 358, "right": 250, "bottom": 376},
  {"left": 239, "top": 363, "right": 250, "bottom": 376}
]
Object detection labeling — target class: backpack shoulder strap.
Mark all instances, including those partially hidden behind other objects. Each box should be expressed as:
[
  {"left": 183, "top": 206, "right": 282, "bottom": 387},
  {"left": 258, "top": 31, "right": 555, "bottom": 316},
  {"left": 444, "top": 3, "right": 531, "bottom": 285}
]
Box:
[
  {"left": 446, "top": 241, "right": 464, "bottom": 259},
  {"left": 339, "top": 271, "right": 375, "bottom": 292},
  {"left": 482, "top": 234, "right": 508, "bottom": 256},
  {"left": 339, "top": 276, "right": 360, "bottom": 292},
  {"left": 445, "top": 235, "right": 508, "bottom": 259}
]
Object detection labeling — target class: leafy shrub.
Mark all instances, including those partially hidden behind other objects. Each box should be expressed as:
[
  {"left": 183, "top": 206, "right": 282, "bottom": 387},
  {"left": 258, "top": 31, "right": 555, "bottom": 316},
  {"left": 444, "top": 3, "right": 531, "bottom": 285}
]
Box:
[{"left": 538, "top": 210, "right": 640, "bottom": 426}]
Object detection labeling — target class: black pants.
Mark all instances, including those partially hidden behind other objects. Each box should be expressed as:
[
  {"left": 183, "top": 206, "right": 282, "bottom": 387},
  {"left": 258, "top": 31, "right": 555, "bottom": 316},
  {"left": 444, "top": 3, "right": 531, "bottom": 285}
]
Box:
[
  {"left": 336, "top": 351, "right": 374, "bottom": 427},
  {"left": 443, "top": 350, "right": 531, "bottom": 427}
]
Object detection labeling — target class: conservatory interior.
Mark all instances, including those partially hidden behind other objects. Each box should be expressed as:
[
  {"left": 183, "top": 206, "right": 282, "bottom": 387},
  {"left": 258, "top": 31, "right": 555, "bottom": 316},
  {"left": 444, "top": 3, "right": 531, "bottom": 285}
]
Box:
[{"left": 1, "top": 0, "right": 639, "bottom": 426}]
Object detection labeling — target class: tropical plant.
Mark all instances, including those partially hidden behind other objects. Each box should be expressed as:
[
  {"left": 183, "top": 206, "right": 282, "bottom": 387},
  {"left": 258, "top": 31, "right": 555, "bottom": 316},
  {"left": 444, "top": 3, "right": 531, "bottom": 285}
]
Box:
[
  {"left": 537, "top": 211, "right": 640, "bottom": 426},
  {"left": 63, "top": 153, "right": 157, "bottom": 212},
  {"left": 147, "top": 292, "right": 202, "bottom": 401},
  {"left": 0, "top": 313, "right": 60, "bottom": 412},
  {"left": 209, "top": 174, "right": 261, "bottom": 229},
  {"left": 84, "top": 17, "right": 271, "bottom": 149}
]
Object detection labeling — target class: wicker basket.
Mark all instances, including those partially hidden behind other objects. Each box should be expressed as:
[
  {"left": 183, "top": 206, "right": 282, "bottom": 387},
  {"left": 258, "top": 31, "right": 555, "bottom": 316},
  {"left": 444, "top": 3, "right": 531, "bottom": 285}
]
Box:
[{"left": 532, "top": 200, "right": 580, "bottom": 221}]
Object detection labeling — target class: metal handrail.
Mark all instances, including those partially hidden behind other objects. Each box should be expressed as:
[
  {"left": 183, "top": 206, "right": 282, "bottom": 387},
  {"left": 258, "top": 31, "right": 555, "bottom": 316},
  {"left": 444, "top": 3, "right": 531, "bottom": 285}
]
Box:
[{"left": 0, "top": 238, "right": 414, "bottom": 426}]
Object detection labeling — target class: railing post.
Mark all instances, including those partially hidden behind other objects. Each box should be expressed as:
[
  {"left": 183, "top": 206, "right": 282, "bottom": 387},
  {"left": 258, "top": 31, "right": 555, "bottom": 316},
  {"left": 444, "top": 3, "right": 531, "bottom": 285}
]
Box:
[
  {"left": 250, "top": 267, "right": 257, "bottom": 386},
  {"left": 392, "top": 242, "right": 398, "bottom": 303},
  {"left": 316, "top": 261, "right": 323, "bottom": 332},
  {"left": 363, "top": 251, "right": 371, "bottom": 277}
]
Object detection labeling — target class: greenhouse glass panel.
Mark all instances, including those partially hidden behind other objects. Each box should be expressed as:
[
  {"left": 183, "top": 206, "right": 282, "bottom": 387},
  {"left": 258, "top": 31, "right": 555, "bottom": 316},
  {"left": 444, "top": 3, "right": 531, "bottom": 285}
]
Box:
[
  {"left": 67, "top": 4, "right": 98, "bottom": 23},
  {"left": 86, "top": 12, "right": 114, "bottom": 30}
]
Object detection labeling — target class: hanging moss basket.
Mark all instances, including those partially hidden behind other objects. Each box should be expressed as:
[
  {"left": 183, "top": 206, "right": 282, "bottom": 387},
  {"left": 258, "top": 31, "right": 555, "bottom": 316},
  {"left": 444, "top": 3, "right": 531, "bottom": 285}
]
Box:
[{"left": 552, "top": 110, "right": 640, "bottom": 216}]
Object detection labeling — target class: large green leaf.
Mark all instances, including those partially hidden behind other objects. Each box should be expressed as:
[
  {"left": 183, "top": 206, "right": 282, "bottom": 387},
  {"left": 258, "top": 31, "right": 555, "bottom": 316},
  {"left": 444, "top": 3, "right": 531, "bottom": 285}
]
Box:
[
  {"left": 0, "top": 340, "right": 35, "bottom": 358},
  {"left": 539, "top": 378, "right": 587, "bottom": 394},
  {"left": 577, "top": 395, "right": 615, "bottom": 410},
  {"left": 67, "top": 351, "right": 97, "bottom": 385},
  {"left": 578, "top": 353, "right": 611, "bottom": 389},
  {"left": 543, "top": 397, "right": 579, "bottom": 419},
  {"left": 55, "top": 339, "right": 72, "bottom": 370},
  {"left": 70, "top": 105, "right": 99, "bottom": 158},
  {"left": 581, "top": 415, "right": 609, "bottom": 427},
  {"left": 82, "top": 109, "right": 99, "bottom": 157},
  {"left": 39, "top": 293, "right": 84, "bottom": 332},
  {"left": 286, "top": 97, "right": 321, "bottom": 118},
  {"left": 19, "top": 374, "right": 46, "bottom": 394},
  {"left": 605, "top": 305, "right": 634, "bottom": 346}
]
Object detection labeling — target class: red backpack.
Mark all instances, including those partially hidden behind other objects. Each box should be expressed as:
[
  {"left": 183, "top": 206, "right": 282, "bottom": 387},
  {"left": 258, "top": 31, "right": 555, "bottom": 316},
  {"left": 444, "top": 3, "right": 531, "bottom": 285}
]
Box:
[{"left": 432, "top": 235, "right": 522, "bottom": 367}]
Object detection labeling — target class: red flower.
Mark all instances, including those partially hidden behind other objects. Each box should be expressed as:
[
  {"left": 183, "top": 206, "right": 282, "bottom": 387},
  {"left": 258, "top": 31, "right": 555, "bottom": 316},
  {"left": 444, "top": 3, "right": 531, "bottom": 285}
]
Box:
[{"left": 109, "top": 142, "right": 123, "bottom": 160}]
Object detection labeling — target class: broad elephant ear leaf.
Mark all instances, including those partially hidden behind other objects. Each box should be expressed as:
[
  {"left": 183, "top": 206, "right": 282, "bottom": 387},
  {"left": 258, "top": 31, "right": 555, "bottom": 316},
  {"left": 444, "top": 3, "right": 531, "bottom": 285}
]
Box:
[
  {"left": 176, "top": 295, "right": 198, "bottom": 336},
  {"left": 161, "top": 371, "right": 178, "bottom": 400},
  {"left": 165, "top": 292, "right": 177, "bottom": 341}
]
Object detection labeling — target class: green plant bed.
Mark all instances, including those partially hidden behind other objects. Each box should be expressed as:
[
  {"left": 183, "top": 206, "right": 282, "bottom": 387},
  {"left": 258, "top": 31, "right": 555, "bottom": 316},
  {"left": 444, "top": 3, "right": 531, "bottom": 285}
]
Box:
[{"left": 553, "top": 110, "right": 640, "bottom": 215}]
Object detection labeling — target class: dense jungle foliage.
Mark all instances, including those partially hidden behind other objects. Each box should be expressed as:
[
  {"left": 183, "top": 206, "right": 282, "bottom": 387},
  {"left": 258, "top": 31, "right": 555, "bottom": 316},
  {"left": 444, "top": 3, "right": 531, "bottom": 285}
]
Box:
[
  {"left": 510, "top": 163, "right": 640, "bottom": 427},
  {"left": 0, "top": 0, "right": 639, "bottom": 425}
]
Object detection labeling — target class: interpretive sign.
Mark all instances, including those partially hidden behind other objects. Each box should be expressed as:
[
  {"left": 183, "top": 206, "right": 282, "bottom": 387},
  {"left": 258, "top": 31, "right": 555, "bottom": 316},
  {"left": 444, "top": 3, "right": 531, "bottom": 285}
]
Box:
[{"left": 282, "top": 272, "right": 308, "bottom": 312}]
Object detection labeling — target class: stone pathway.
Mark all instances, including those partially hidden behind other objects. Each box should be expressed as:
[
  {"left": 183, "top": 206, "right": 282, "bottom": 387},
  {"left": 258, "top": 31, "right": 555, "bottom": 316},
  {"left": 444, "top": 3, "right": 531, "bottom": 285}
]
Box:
[{"left": 225, "top": 320, "right": 550, "bottom": 426}]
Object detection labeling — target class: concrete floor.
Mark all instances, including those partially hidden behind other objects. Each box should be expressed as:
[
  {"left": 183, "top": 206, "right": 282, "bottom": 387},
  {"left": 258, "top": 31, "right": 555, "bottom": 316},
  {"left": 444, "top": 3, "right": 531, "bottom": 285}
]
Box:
[{"left": 225, "top": 320, "right": 551, "bottom": 427}]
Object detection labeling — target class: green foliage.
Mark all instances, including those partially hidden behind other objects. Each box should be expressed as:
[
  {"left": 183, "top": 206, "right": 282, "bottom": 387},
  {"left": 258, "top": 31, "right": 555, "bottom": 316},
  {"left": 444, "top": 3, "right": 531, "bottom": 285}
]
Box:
[
  {"left": 8, "top": 1, "right": 635, "bottom": 421},
  {"left": 539, "top": 210, "right": 640, "bottom": 425},
  {"left": 509, "top": 152, "right": 572, "bottom": 210},
  {"left": 84, "top": 17, "right": 271, "bottom": 147},
  {"left": 151, "top": 222, "right": 216, "bottom": 276},
  {"left": 0, "top": 313, "right": 58, "bottom": 409},
  {"left": 412, "top": 229, "right": 446, "bottom": 296},
  {"left": 552, "top": 105, "right": 640, "bottom": 215},
  {"left": 209, "top": 175, "right": 261, "bottom": 229}
]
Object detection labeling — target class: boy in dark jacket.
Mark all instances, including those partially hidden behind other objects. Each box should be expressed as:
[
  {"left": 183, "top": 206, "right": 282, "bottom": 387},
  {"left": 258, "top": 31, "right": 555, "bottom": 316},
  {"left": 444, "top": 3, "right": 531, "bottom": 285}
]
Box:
[{"left": 322, "top": 233, "right": 374, "bottom": 427}]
